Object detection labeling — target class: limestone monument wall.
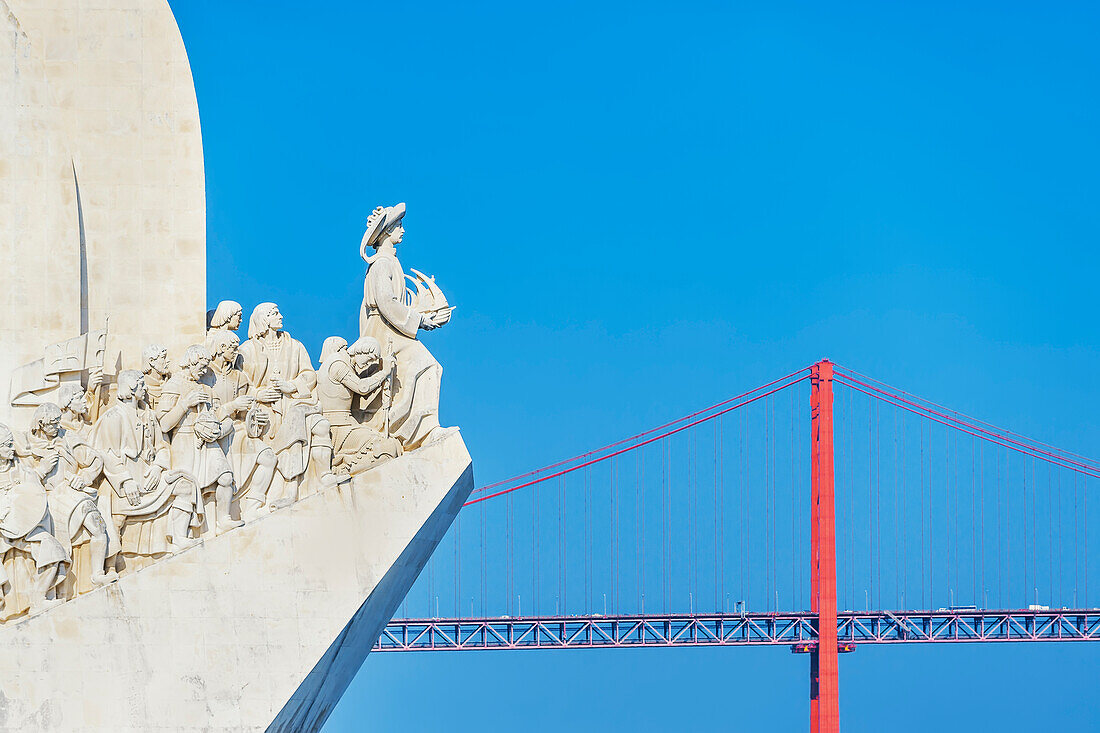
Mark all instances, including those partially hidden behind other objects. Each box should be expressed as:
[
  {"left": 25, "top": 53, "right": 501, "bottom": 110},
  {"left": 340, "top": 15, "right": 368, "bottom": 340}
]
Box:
[{"left": 0, "top": 0, "right": 206, "bottom": 422}]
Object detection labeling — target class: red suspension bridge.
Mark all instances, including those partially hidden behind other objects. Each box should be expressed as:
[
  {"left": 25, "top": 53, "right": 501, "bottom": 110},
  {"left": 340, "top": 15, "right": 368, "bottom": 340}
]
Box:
[{"left": 375, "top": 360, "right": 1099, "bottom": 733}]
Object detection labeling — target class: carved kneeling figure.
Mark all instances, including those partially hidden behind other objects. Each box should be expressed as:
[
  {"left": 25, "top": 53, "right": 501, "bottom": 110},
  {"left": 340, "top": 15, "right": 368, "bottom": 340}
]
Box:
[{"left": 318, "top": 336, "right": 402, "bottom": 477}]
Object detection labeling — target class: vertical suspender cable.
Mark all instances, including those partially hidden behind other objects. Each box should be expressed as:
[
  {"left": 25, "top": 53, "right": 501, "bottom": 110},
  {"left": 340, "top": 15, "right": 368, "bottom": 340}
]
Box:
[
  {"left": 481, "top": 502, "right": 487, "bottom": 616},
  {"left": 1074, "top": 471, "right": 1080, "bottom": 605},
  {"left": 714, "top": 419, "right": 720, "bottom": 611},
  {"left": 742, "top": 409, "right": 747, "bottom": 607},
  {"left": 611, "top": 453, "right": 620, "bottom": 611},
  {"left": 1048, "top": 468, "right": 1053, "bottom": 607},
  {"left": 583, "top": 466, "right": 589, "bottom": 615},
  {"left": 455, "top": 513, "right": 461, "bottom": 617},
  {"left": 894, "top": 407, "right": 899, "bottom": 608},
  {"left": 901, "top": 406, "right": 907, "bottom": 608},
  {"left": 534, "top": 479, "right": 539, "bottom": 614},
  {"left": 792, "top": 388, "right": 797, "bottom": 610},
  {"left": 849, "top": 388, "right": 855, "bottom": 610},
  {"left": 869, "top": 398, "right": 874, "bottom": 609},
  {"left": 639, "top": 450, "right": 644, "bottom": 612},
  {"left": 560, "top": 474, "right": 565, "bottom": 614}
]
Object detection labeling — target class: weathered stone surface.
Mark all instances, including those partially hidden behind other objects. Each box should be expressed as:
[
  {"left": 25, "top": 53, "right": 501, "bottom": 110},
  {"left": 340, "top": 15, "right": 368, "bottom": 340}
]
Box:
[
  {"left": 0, "top": 431, "right": 473, "bottom": 732},
  {"left": 0, "top": 0, "right": 206, "bottom": 422}
]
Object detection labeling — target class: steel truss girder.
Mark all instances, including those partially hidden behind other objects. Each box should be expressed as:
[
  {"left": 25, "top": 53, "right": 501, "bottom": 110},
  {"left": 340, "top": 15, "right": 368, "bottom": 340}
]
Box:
[{"left": 374, "top": 610, "right": 1100, "bottom": 652}]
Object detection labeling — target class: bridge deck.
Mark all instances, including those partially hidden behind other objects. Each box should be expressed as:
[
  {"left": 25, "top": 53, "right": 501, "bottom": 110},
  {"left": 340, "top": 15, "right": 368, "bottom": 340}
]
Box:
[{"left": 374, "top": 610, "right": 1100, "bottom": 651}]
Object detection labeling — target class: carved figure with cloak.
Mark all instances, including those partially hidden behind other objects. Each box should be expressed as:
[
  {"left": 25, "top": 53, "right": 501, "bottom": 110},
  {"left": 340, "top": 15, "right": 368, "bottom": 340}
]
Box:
[
  {"left": 92, "top": 370, "right": 203, "bottom": 561},
  {"left": 206, "top": 329, "right": 277, "bottom": 520},
  {"left": 238, "top": 303, "right": 335, "bottom": 504},
  {"left": 157, "top": 345, "right": 241, "bottom": 534},
  {"left": 359, "top": 203, "right": 454, "bottom": 449}
]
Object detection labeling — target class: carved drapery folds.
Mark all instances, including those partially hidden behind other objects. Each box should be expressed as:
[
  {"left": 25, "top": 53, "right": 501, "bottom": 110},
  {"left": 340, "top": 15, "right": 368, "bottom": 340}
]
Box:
[{"left": 0, "top": 204, "right": 453, "bottom": 621}]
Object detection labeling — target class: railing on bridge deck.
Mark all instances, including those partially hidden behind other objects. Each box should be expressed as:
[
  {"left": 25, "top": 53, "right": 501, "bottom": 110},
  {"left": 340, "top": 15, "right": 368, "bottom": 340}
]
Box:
[{"left": 375, "top": 609, "right": 1100, "bottom": 652}]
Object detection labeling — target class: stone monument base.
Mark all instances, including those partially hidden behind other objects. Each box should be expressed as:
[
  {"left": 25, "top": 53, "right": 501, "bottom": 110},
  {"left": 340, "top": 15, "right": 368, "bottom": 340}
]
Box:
[{"left": 0, "top": 432, "right": 473, "bottom": 732}]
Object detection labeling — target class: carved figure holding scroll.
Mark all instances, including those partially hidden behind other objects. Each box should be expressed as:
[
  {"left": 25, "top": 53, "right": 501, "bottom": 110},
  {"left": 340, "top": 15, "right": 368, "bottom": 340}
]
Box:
[
  {"left": 206, "top": 329, "right": 277, "bottom": 520},
  {"left": 0, "top": 424, "right": 67, "bottom": 614},
  {"left": 359, "top": 203, "right": 454, "bottom": 450},
  {"left": 238, "top": 303, "right": 336, "bottom": 504},
  {"left": 157, "top": 345, "right": 241, "bottom": 533},
  {"left": 23, "top": 404, "right": 119, "bottom": 587},
  {"left": 92, "top": 371, "right": 203, "bottom": 557},
  {"left": 317, "top": 336, "right": 402, "bottom": 477}
]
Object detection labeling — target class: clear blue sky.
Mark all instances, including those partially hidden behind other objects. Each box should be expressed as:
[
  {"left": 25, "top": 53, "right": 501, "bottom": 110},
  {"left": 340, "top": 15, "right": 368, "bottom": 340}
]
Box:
[{"left": 171, "top": 1, "right": 1099, "bottom": 730}]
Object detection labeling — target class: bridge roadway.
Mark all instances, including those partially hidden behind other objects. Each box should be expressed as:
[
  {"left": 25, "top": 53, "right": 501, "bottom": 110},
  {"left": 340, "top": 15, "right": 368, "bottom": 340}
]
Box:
[{"left": 374, "top": 609, "right": 1100, "bottom": 652}]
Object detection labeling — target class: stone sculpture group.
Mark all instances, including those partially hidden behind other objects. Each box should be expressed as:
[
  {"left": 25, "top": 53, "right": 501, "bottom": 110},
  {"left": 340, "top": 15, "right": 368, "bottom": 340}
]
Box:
[{"left": 0, "top": 204, "right": 452, "bottom": 621}]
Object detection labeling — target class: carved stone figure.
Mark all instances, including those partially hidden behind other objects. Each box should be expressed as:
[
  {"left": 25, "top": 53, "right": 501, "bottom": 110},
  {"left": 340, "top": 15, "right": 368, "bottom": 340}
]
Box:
[
  {"left": 360, "top": 203, "right": 453, "bottom": 449},
  {"left": 317, "top": 336, "right": 401, "bottom": 477},
  {"left": 0, "top": 424, "right": 67, "bottom": 615},
  {"left": 206, "top": 330, "right": 277, "bottom": 520},
  {"left": 157, "top": 345, "right": 242, "bottom": 533},
  {"left": 92, "top": 371, "right": 203, "bottom": 557},
  {"left": 238, "top": 303, "right": 336, "bottom": 504},
  {"left": 57, "top": 369, "right": 106, "bottom": 437},
  {"left": 207, "top": 300, "right": 244, "bottom": 333},
  {"left": 141, "top": 344, "right": 172, "bottom": 411},
  {"left": 23, "top": 404, "right": 119, "bottom": 587}
]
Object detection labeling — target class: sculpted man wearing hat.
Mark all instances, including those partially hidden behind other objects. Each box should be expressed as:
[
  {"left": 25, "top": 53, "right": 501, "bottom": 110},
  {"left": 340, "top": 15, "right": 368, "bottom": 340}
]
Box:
[{"left": 360, "top": 203, "right": 455, "bottom": 450}]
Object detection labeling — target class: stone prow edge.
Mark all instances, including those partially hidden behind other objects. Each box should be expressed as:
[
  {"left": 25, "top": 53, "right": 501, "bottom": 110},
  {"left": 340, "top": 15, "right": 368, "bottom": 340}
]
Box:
[{"left": 267, "top": 460, "right": 475, "bottom": 733}]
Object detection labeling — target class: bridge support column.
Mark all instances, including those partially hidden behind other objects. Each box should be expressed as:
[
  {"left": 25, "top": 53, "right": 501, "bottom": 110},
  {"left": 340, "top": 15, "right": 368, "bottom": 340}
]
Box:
[{"left": 810, "top": 360, "right": 840, "bottom": 733}]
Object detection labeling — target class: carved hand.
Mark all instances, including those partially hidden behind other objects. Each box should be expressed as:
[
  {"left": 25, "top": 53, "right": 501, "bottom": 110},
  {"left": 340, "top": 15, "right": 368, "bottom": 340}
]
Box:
[
  {"left": 231, "top": 395, "right": 255, "bottom": 413},
  {"left": 257, "top": 387, "right": 281, "bottom": 403},
  {"left": 275, "top": 379, "right": 297, "bottom": 395},
  {"left": 87, "top": 367, "right": 104, "bottom": 392},
  {"left": 68, "top": 474, "right": 89, "bottom": 492},
  {"left": 419, "top": 313, "right": 439, "bottom": 331},
  {"left": 185, "top": 390, "right": 211, "bottom": 408},
  {"left": 41, "top": 452, "right": 60, "bottom": 475},
  {"left": 123, "top": 479, "right": 142, "bottom": 506},
  {"left": 143, "top": 467, "right": 162, "bottom": 493}
]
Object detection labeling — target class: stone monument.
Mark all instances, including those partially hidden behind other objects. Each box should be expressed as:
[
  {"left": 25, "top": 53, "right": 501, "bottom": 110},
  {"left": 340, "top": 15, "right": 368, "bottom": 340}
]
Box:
[{"left": 0, "top": 2, "right": 472, "bottom": 731}]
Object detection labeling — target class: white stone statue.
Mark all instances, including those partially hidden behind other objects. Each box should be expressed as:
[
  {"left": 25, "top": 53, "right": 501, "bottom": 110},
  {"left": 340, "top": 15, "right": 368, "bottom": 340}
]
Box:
[
  {"left": 0, "top": 423, "right": 68, "bottom": 614},
  {"left": 317, "top": 336, "right": 401, "bottom": 477},
  {"left": 360, "top": 203, "right": 453, "bottom": 449},
  {"left": 92, "top": 371, "right": 203, "bottom": 557},
  {"left": 141, "top": 343, "right": 172, "bottom": 411},
  {"left": 206, "top": 329, "right": 277, "bottom": 520},
  {"left": 22, "top": 403, "right": 119, "bottom": 588},
  {"left": 57, "top": 369, "right": 107, "bottom": 436},
  {"left": 238, "top": 303, "right": 336, "bottom": 504},
  {"left": 206, "top": 300, "right": 243, "bottom": 333},
  {"left": 157, "top": 345, "right": 242, "bottom": 533}
]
